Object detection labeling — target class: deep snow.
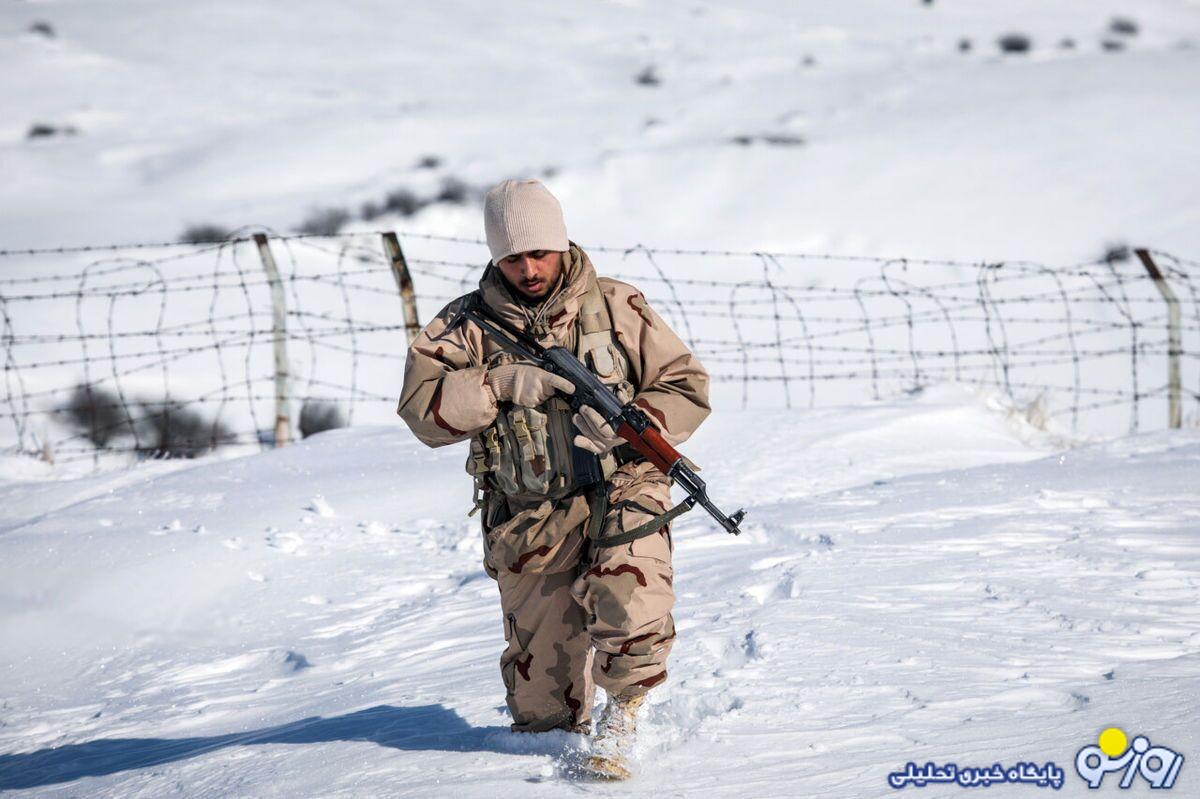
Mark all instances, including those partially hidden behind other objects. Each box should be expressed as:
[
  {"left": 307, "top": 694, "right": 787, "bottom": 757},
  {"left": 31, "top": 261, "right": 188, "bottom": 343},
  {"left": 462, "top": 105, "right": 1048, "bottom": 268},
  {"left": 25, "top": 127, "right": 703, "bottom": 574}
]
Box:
[
  {"left": 3, "top": 1, "right": 1200, "bottom": 796},
  {"left": 1, "top": 386, "right": 1198, "bottom": 796}
]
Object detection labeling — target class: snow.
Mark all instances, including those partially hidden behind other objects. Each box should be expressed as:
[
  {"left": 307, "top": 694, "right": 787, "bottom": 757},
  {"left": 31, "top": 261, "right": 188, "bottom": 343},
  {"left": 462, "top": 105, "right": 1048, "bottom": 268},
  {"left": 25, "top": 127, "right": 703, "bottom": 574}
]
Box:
[
  {"left": 3, "top": 0, "right": 1198, "bottom": 462},
  {"left": 3, "top": 0, "right": 1199, "bottom": 795},
  {"left": 2, "top": 1, "right": 1199, "bottom": 262},
  {"left": 2, "top": 386, "right": 1198, "bottom": 796}
]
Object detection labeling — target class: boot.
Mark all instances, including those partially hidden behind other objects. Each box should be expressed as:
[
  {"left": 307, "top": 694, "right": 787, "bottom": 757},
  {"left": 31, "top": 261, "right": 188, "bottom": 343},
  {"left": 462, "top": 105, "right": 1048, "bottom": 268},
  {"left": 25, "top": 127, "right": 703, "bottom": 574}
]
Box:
[
  {"left": 561, "top": 718, "right": 591, "bottom": 735},
  {"left": 581, "top": 692, "right": 646, "bottom": 780},
  {"left": 512, "top": 715, "right": 591, "bottom": 735}
]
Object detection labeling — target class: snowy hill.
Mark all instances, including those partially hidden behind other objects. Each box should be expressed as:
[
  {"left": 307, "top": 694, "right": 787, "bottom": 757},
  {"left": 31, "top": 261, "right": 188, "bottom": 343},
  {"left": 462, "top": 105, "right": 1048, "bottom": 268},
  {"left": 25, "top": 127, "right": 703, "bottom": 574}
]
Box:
[
  {"left": 2, "top": 386, "right": 1198, "bottom": 796},
  {"left": 3, "top": 1, "right": 1200, "bottom": 795},
  {"left": 3, "top": 1, "right": 1199, "bottom": 262}
]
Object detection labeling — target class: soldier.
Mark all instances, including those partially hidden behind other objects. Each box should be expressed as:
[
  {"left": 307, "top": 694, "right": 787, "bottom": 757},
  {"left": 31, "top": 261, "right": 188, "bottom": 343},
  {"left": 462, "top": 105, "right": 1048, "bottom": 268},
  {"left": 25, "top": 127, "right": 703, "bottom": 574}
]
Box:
[{"left": 396, "top": 178, "right": 710, "bottom": 779}]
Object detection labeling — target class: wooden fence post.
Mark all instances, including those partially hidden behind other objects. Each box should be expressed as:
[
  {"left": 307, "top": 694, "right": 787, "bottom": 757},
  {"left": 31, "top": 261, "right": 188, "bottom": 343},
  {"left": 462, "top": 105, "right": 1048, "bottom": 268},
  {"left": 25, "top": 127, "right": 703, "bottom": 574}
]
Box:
[
  {"left": 1135, "top": 248, "right": 1182, "bottom": 429},
  {"left": 381, "top": 232, "right": 421, "bottom": 346},
  {"left": 253, "top": 233, "right": 291, "bottom": 447}
]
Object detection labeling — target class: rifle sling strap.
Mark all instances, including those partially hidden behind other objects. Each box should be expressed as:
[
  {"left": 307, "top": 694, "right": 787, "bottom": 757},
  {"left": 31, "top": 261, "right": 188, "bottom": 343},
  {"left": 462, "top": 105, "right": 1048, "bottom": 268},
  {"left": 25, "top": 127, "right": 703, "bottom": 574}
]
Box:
[{"left": 585, "top": 485, "right": 694, "bottom": 549}]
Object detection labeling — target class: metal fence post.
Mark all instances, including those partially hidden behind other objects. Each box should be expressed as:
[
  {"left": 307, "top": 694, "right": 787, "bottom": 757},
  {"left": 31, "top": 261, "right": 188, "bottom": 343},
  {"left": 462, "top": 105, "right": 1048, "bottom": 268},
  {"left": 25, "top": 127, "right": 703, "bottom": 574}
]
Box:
[
  {"left": 253, "top": 233, "right": 291, "bottom": 446},
  {"left": 381, "top": 232, "right": 421, "bottom": 346},
  {"left": 1135, "top": 248, "right": 1181, "bottom": 429}
]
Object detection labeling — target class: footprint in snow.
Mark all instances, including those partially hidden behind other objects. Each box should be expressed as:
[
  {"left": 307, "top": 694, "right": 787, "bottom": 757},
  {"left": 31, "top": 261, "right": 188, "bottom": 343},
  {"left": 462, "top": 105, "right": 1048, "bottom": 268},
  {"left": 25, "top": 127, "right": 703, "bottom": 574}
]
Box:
[
  {"left": 743, "top": 572, "right": 801, "bottom": 604},
  {"left": 266, "top": 531, "right": 304, "bottom": 554},
  {"left": 1034, "top": 490, "right": 1111, "bottom": 511},
  {"left": 148, "top": 519, "right": 184, "bottom": 536},
  {"left": 358, "top": 520, "right": 388, "bottom": 536},
  {"left": 307, "top": 495, "right": 335, "bottom": 517}
]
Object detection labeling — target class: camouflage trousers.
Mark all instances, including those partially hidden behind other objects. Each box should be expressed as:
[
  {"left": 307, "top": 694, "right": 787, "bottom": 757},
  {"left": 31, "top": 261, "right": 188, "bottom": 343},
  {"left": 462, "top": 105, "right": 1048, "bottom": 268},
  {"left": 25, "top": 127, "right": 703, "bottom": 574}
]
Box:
[{"left": 481, "top": 460, "right": 677, "bottom": 732}]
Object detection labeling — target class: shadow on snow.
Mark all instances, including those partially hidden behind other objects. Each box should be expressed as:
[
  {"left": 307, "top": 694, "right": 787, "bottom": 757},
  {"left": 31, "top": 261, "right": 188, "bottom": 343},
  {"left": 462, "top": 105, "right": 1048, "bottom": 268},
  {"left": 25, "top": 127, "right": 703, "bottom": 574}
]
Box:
[{"left": 0, "top": 704, "right": 516, "bottom": 790}]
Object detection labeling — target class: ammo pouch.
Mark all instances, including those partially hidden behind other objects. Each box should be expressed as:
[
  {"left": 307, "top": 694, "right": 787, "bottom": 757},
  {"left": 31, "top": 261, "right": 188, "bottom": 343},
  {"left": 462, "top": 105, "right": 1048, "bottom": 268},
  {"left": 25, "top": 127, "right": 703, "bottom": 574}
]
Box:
[
  {"left": 467, "top": 392, "right": 607, "bottom": 502},
  {"left": 465, "top": 273, "right": 635, "bottom": 506}
]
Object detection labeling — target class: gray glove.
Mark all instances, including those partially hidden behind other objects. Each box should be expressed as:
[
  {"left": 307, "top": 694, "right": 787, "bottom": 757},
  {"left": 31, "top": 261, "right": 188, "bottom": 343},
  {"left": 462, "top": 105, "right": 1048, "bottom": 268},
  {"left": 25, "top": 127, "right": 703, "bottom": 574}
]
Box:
[
  {"left": 572, "top": 404, "right": 624, "bottom": 454},
  {"left": 487, "top": 363, "right": 575, "bottom": 407}
]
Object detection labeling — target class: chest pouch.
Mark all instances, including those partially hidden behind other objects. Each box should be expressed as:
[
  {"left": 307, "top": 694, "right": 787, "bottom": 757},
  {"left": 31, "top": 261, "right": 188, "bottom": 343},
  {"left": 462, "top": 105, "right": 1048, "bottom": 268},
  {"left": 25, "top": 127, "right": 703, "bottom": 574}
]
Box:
[
  {"left": 466, "top": 276, "right": 636, "bottom": 506},
  {"left": 466, "top": 399, "right": 592, "bottom": 503}
]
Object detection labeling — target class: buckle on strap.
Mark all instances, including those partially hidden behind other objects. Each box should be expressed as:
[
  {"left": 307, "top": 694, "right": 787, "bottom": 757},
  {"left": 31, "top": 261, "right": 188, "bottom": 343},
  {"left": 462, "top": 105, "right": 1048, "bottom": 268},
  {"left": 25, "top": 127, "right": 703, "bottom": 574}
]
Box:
[{"left": 468, "top": 478, "right": 488, "bottom": 517}]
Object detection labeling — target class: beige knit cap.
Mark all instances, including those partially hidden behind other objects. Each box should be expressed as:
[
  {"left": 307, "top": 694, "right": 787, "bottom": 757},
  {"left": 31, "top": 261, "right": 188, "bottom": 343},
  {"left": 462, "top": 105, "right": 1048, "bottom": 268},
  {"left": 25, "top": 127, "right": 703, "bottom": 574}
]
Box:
[{"left": 483, "top": 178, "right": 569, "bottom": 263}]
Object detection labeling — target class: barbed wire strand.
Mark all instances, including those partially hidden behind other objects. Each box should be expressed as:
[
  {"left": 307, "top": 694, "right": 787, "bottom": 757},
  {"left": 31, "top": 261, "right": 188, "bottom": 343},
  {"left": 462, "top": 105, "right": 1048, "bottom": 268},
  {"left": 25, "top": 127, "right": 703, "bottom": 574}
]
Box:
[{"left": 1, "top": 233, "right": 1195, "bottom": 467}]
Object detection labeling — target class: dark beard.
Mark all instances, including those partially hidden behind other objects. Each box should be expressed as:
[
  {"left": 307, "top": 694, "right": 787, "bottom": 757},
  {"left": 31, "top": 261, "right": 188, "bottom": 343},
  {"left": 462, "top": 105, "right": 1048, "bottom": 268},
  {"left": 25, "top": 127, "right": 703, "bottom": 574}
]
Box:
[{"left": 505, "top": 273, "right": 562, "bottom": 308}]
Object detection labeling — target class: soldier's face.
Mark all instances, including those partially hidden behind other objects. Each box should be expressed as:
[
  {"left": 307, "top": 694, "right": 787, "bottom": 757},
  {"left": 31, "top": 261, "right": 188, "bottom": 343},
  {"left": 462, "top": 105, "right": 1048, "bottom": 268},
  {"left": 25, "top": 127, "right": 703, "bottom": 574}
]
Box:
[{"left": 497, "top": 250, "right": 563, "bottom": 299}]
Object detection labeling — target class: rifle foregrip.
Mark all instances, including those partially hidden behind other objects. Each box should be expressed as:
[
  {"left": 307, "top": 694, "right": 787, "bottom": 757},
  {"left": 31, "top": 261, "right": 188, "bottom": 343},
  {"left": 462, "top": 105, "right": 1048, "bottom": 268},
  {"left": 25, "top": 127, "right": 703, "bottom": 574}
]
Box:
[{"left": 616, "top": 421, "right": 680, "bottom": 475}]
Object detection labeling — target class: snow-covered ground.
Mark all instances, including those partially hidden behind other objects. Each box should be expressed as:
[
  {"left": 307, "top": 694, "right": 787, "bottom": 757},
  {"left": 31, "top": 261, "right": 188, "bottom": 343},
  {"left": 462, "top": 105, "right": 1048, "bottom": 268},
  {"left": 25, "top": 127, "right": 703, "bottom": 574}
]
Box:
[
  {"left": 5, "top": 0, "right": 1199, "bottom": 455},
  {"left": 3, "top": 1, "right": 1200, "bottom": 796},
  {"left": 2, "top": 385, "right": 1198, "bottom": 796},
  {"left": 3, "top": 1, "right": 1199, "bottom": 262}
]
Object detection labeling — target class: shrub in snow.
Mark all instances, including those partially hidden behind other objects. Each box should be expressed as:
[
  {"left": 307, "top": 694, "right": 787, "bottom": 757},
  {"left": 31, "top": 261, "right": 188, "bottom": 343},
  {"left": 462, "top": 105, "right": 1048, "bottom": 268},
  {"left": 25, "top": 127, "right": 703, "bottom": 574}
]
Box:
[
  {"left": 299, "top": 399, "right": 346, "bottom": 439},
  {"left": 1102, "top": 243, "right": 1131, "bottom": 265},
  {"left": 1059, "top": 38, "right": 1077, "bottom": 50},
  {"left": 28, "top": 21, "right": 55, "bottom": 38},
  {"left": 298, "top": 207, "right": 351, "bottom": 236},
  {"left": 728, "top": 134, "right": 804, "bottom": 147},
  {"left": 416, "top": 154, "right": 442, "bottom": 169},
  {"left": 58, "top": 384, "right": 131, "bottom": 448},
  {"left": 761, "top": 134, "right": 804, "bottom": 146},
  {"left": 361, "top": 178, "right": 477, "bottom": 222},
  {"left": 1101, "top": 39, "right": 1126, "bottom": 52},
  {"left": 134, "top": 400, "right": 234, "bottom": 459},
  {"left": 359, "top": 200, "right": 382, "bottom": 221},
  {"left": 434, "top": 177, "right": 470, "bottom": 204},
  {"left": 958, "top": 38, "right": 972, "bottom": 53},
  {"left": 635, "top": 65, "right": 661, "bottom": 86},
  {"left": 997, "top": 33, "right": 1032, "bottom": 54},
  {"left": 1109, "top": 17, "right": 1139, "bottom": 37},
  {"left": 27, "top": 123, "right": 78, "bottom": 139},
  {"left": 59, "top": 387, "right": 235, "bottom": 457},
  {"left": 179, "top": 223, "right": 233, "bottom": 244},
  {"left": 383, "top": 188, "right": 425, "bottom": 217}
]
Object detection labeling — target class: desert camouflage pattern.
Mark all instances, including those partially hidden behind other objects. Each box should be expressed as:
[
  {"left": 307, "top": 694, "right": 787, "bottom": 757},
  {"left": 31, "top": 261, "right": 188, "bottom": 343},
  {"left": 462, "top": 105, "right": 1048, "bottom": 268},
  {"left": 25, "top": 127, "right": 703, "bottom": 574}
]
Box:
[
  {"left": 485, "top": 458, "right": 677, "bottom": 729},
  {"left": 397, "top": 242, "right": 708, "bottom": 731}
]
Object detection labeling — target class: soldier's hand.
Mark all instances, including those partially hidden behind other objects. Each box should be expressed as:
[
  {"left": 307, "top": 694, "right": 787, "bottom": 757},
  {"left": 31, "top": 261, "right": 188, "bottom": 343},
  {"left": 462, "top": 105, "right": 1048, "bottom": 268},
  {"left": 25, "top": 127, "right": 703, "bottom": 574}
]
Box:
[
  {"left": 486, "top": 363, "right": 575, "bottom": 407},
  {"left": 572, "top": 405, "right": 623, "bottom": 454}
]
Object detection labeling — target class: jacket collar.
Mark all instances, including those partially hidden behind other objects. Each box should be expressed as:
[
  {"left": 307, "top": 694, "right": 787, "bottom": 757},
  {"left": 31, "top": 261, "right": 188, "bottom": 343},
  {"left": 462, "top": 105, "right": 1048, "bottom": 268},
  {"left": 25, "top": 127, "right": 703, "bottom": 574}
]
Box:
[{"left": 478, "top": 242, "right": 595, "bottom": 344}]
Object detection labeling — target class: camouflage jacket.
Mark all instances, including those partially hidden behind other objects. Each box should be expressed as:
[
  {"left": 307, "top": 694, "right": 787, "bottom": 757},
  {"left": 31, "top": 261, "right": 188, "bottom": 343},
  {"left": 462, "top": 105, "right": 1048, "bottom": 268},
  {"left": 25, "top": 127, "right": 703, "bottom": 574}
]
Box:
[{"left": 397, "top": 242, "right": 710, "bottom": 457}]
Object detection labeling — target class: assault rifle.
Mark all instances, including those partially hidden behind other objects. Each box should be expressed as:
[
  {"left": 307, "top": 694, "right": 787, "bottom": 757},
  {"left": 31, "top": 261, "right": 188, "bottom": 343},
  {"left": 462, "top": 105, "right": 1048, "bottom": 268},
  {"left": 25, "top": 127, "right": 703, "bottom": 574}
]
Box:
[{"left": 449, "top": 291, "right": 745, "bottom": 537}]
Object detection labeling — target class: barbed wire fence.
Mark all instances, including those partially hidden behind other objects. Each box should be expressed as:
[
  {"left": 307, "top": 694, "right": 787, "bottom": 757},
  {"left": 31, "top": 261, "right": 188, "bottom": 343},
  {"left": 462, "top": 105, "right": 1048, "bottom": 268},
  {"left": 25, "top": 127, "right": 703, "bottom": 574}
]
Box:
[{"left": 1, "top": 229, "right": 1196, "bottom": 469}]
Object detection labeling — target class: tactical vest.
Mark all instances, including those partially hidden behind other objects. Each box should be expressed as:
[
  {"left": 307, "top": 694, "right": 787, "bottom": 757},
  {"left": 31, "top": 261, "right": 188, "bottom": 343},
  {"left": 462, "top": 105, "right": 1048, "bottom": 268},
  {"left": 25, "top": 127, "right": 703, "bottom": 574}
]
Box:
[{"left": 465, "top": 275, "right": 635, "bottom": 503}]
